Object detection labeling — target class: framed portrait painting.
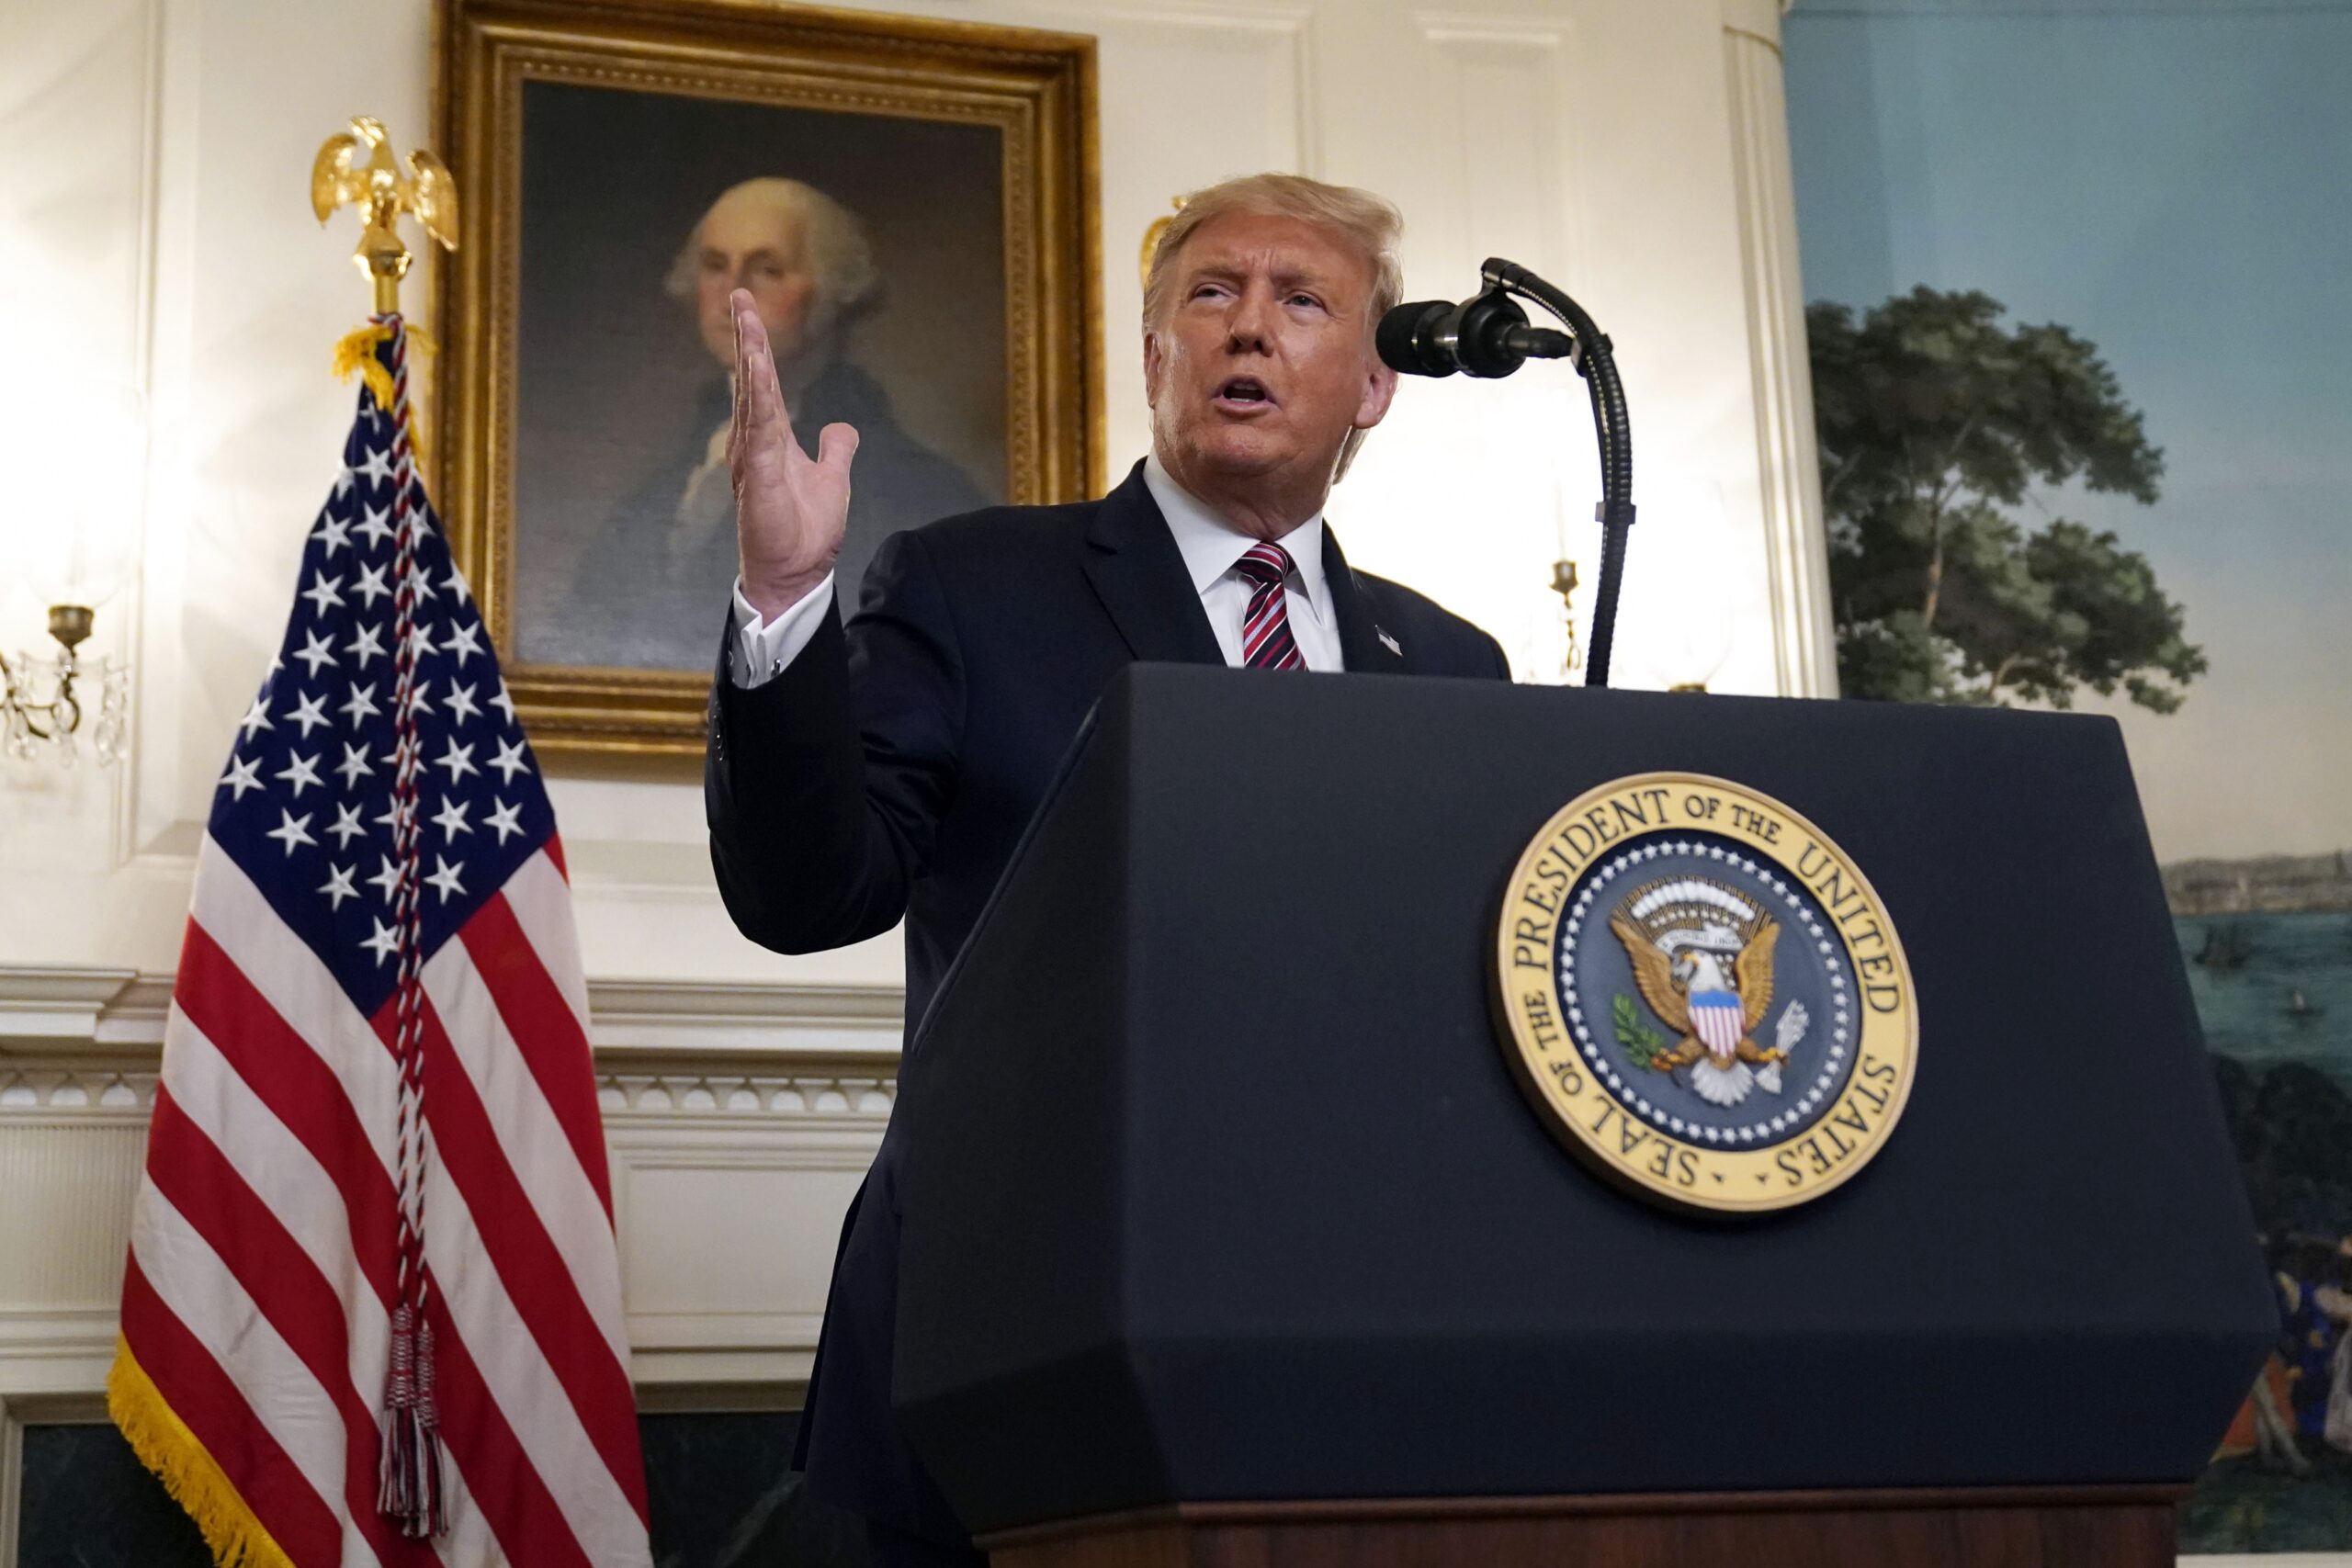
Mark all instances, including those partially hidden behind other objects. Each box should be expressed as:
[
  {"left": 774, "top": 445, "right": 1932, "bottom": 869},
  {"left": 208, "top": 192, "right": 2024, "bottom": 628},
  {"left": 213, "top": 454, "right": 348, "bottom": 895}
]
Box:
[{"left": 434, "top": 0, "right": 1102, "bottom": 755}]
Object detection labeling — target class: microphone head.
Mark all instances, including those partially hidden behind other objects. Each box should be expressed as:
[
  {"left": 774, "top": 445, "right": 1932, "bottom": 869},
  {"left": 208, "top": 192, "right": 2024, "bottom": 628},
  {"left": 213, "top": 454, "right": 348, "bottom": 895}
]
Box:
[
  {"left": 1453, "top": 289, "right": 1532, "bottom": 378},
  {"left": 1377, "top": 299, "right": 1461, "bottom": 378}
]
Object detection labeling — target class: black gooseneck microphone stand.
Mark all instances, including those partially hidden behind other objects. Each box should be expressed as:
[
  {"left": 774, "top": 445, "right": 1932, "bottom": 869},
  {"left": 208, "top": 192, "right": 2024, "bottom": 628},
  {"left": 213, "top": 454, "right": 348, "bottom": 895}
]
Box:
[
  {"left": 1378, "top": 258, "right": 1637, "bottom": 687},
  {"left": 1477, "top": 257, "right": 1635, "bottom": 688}
]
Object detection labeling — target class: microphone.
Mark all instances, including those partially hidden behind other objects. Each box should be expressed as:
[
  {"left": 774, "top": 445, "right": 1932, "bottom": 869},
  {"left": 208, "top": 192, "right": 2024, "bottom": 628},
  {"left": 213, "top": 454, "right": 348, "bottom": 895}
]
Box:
[
  {"left": 1384, "top": 258, "right": 1635, "bottom": 688},
  {"left": 1376, "top": 289, "right": 1577, "bottom": 378}
]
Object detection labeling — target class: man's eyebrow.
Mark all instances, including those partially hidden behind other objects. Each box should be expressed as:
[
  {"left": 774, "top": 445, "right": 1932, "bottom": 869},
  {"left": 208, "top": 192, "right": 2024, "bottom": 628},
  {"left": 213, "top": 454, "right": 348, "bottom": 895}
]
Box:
[
  {"left": 1182, "top": 256, "right": 1338, "bottom": 290},
  {"left": 1182, "top": 257, "right": 1247, "bottom": 284}
]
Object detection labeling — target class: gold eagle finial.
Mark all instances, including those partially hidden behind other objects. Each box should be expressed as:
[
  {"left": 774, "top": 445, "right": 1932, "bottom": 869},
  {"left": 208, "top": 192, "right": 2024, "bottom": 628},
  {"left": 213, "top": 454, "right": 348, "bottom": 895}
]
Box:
[{"left": 311, "top": 117, "right": 458, "bottom": 314}]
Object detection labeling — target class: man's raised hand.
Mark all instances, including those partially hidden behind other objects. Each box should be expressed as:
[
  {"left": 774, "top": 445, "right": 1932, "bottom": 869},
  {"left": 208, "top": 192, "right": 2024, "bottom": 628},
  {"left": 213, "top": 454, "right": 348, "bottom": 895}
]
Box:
[{"left": 729, "top": 287, "right": 858, "bottom": 619}]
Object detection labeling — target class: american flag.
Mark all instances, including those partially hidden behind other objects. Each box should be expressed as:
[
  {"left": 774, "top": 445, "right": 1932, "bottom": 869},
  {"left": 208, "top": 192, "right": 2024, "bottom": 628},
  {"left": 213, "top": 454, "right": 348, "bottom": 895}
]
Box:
[{"left": 108, "top": 318, "right": 651, "bottom": 1567}]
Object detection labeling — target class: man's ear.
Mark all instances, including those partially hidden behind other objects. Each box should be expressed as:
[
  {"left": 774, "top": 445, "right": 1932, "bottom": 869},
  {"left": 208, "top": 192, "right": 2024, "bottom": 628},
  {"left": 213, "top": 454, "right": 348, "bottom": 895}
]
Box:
[
  {"left": 1143, "top": 328, "right": 1165, "bottom": 409},
  {"left": 1353, "top": 359, "right": 1398, "bottom": 431}
]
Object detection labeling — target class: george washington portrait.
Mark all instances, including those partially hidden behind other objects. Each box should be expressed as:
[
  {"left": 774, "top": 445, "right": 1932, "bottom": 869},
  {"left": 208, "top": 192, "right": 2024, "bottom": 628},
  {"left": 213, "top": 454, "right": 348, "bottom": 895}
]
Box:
[{"left": 507, "top": 83, "right": 1006, "bottom": 673}]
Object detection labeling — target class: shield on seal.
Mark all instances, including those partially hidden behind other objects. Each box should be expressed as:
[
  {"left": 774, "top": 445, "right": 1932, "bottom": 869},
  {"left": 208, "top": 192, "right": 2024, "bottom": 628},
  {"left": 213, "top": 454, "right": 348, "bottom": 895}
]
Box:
[{"left": 1690, "top": 989, "right": 1744, "bottom": 1059}]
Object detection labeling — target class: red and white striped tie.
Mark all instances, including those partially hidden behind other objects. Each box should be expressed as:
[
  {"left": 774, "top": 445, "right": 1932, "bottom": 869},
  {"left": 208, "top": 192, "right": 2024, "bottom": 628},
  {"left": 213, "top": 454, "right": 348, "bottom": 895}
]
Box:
[{"left": 1234, "top": 540, "right": 1306, "bottom": 671}]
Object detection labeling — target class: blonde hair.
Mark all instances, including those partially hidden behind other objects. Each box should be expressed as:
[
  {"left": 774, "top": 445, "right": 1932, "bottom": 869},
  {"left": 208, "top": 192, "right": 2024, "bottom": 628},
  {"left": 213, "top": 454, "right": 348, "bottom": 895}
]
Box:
[{"left": 1143, "top": 173, "right": 1404, "bottom": 479}]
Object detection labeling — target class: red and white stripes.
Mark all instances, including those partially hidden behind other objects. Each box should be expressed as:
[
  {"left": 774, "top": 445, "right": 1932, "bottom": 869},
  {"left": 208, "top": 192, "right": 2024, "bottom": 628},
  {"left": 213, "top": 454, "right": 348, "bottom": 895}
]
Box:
[
  {"left": 119, "top": 836, "right": 650, "bottom": 1567},
  {"left": 1234, "top": 540, "right": 1306, "bottom": 671}
]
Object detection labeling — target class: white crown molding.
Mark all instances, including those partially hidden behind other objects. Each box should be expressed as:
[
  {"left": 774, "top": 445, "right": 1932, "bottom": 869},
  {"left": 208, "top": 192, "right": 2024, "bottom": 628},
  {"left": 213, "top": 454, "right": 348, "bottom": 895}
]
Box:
[
  {"left": 600, "top": 1068, "right": 896, "bottom": 1120},
  {"left": 588, "top": 977, "right": 902, "bottom": 1062},
  {"left": 0, "top": 1062, "right": 903, "bottom": 1122},
  {"left": 0, "top": 968, "right": 167, "bottom": 1059},
  {"left": 0, "top": 964, "right": 905, "bottom": 1068}
]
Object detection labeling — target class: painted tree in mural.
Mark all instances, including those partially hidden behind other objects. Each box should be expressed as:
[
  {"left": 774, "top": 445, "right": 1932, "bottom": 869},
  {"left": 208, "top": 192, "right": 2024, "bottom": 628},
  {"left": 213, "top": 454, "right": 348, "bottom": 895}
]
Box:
[{"left": 1807, "top": 287, "right": 2206, "bottom": 710}]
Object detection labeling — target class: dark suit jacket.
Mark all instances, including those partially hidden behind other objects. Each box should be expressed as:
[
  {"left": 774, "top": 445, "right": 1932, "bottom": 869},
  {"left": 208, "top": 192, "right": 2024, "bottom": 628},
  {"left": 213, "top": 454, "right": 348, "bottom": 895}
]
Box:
[{"left": 704, "top": 460, "right": 1510, "bottom": 1543}]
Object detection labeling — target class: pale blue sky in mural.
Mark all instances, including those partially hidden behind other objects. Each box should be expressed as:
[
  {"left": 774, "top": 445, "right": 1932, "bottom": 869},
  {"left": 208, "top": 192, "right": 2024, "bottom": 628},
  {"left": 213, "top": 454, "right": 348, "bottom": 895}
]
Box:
[{"left": 1784, "top": 0, "right": 2352, "bottom": 859}]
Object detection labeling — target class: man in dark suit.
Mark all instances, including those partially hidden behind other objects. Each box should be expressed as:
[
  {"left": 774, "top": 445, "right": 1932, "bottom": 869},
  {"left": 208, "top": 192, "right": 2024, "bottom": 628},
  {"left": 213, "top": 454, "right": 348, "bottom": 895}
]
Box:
[{"left": 705, "top": 174, "right": 1510, "bottom": 1565}]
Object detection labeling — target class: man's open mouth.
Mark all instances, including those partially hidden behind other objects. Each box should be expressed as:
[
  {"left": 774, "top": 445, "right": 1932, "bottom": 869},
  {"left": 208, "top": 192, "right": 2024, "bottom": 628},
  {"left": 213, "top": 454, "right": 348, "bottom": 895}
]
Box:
[{"left": 1216, "top": 376, "right": 1274, "bottom": 406}]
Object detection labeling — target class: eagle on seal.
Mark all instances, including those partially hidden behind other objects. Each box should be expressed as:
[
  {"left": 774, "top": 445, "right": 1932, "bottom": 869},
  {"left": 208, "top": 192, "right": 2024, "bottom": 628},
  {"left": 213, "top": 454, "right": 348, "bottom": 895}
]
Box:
[{"left": 1609, "top": 879, "right": 1789, "bottom": 1108}]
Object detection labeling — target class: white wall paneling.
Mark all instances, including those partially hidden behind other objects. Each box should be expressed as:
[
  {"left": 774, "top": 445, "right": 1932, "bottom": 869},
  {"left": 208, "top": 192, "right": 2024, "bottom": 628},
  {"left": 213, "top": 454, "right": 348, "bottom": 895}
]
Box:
[{"left": 0, "top": 0, "right": 164, "bottom": 874}]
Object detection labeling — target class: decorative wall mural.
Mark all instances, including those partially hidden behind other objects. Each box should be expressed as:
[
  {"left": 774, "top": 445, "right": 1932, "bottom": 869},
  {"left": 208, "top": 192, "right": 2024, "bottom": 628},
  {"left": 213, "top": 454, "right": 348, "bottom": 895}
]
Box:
[{"left": 1785, "top": 0, "right": 2352, "bottom": 1551}]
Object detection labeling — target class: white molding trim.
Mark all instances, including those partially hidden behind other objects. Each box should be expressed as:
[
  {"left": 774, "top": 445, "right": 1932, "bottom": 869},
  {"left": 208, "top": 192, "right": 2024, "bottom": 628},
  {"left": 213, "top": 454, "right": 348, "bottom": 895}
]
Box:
[
  {"left": 588, "top": 977, "right": 901, "bottom": 1061},
  {"left": 1411, "top": 10, "right": 1567, "bottom": 48},
  {"left": 1722, "top": 6, "right": 1840, "bottom": 697},
  {"left": 0, "top": 1060, "right": 903, "bottom": 1122},
  {"left": 1724, "top": 0, "right": 1785, "bottom": 51},
  {"left": 0, "top": 969, "right": 164, "bottom": 1059},
  {"left": 0, "top": 964, "right": 904, "bottom": 1066},
  {"left": 111, "top": 0, "right": 169, "bottom": 871},
  {"left": 0, "top": 1315, "right": 121, "bottom": 1397},
  {"left": 1013, "top": 1, "right": 1322, "bottom": 175}
]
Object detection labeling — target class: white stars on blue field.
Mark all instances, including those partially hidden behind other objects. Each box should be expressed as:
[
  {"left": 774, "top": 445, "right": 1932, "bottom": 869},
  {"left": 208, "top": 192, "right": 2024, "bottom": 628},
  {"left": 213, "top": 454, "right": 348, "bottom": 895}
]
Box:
[{"left": 206, "top": 386, "right": 553, "bottom": 1012}]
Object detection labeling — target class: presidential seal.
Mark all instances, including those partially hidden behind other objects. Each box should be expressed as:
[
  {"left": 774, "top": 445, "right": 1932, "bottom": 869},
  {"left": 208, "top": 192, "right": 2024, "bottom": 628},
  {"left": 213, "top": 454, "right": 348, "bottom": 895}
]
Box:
[{"left": 1493, "top": 773, "right": 1917, "bottom": 1213}]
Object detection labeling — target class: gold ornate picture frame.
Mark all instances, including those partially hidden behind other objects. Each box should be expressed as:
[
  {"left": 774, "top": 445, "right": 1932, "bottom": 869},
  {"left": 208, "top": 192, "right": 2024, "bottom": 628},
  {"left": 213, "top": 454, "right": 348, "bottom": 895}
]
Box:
[{"left": 433, "top": 0, "right": 1102, "bottom": 757}]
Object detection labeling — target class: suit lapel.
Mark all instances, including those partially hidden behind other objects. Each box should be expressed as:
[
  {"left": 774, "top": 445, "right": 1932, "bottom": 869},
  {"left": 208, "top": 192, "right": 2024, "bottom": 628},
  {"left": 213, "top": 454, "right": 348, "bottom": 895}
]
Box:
[
  {"left": 1082, "top": 463, "right": 1227, "bottom": 665},
  {"left": 1322, "top": 526, "right": 1408, "bottom": 674}
]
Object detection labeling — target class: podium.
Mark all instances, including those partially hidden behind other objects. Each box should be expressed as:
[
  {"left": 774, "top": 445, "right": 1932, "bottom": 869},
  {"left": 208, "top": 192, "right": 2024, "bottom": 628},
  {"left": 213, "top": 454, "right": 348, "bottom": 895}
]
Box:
[{"left": 890, "top": 667, "right": 2275, "bottom": 1567}]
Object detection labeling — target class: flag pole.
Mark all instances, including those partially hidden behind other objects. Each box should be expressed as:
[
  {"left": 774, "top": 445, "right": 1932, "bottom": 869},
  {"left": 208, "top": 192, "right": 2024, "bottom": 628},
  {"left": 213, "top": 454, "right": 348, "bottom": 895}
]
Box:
[{"left": 313, "top": 116, "right": 460, "bottom": 1539}]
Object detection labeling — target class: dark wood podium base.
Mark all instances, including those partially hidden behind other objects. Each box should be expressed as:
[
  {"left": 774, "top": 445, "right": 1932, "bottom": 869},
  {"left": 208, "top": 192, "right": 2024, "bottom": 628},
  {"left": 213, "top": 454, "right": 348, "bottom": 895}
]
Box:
[{"left": 979, "top": 1485, "right": 2183, "bottom": 1568}]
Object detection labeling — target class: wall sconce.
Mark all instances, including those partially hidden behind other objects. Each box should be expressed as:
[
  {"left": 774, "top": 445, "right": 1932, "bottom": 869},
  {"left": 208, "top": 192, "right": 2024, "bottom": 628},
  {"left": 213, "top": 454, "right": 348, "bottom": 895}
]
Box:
[
  {"left": 2, "top": 606, "right": 128, "bottom": 766},
  {"left": 0, "top": 378, "right": 140, "bottom": 769},
  {"left": 1552, "top": 558, "right": 1582, "bottom": 680}
]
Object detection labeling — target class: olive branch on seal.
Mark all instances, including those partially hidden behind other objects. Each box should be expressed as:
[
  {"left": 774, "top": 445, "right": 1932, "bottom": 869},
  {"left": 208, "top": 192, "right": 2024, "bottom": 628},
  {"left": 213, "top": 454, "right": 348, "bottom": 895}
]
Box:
[{"left": 1612, "top": 993, "right": 1666, "bottom": 1068}]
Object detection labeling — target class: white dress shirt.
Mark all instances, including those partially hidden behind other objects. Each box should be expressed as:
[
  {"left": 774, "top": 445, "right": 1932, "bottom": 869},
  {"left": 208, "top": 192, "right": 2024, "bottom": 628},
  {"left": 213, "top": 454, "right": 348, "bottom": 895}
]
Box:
[{"left": 727, "top": 454, "right": 1342, "bottom": 687}]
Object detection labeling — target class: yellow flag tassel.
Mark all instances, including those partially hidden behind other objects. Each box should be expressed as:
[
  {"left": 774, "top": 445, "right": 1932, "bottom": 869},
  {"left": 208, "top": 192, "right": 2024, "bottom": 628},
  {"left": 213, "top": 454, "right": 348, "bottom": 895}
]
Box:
[
  {"left": 331, "top": 321, "right": 436, "bottom": 462},
  {"left": 107, "top": 1337, "right": 298, "bottom": 1568}
]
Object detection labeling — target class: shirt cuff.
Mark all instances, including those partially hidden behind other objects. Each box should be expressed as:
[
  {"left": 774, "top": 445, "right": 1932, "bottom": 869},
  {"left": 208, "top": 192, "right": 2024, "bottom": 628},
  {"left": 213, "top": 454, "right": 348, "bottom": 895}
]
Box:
[{"left": 729, "top": 573, "right": 837, "bottom": 689}]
